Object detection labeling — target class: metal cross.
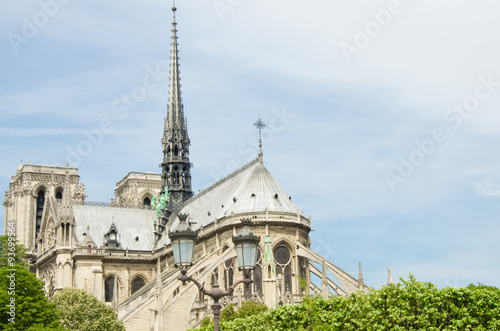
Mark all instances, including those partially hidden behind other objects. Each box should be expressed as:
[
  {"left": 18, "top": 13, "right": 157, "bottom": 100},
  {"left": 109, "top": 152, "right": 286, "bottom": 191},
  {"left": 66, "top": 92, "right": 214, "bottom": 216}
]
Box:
[{"left": 254, "top": 117, "right": 266, "bottom": 156}]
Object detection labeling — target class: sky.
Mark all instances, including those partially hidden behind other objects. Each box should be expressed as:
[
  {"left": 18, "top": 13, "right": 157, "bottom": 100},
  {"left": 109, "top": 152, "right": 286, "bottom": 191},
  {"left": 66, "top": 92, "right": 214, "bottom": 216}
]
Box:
[{"left": 1, "top": 0, "right": 499, "bottom": 290}]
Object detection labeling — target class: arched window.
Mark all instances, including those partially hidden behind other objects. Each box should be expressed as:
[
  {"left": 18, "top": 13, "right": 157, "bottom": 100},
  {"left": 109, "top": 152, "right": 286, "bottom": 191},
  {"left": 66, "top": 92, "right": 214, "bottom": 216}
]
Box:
[
  {"left": 105, "top": 276, "right": 119, "bottom": 302},
  {"left": 223, "top": 258, "right": 234, "bottom": 289},
  {"left": 284, "top": 265, "right": 292, "bottom": 293},
  {"left": 245, "top": 249, "right": 262, "bottom": 297},
  {"left": 55, "top": 189, "right": 63, "bottom": 200},
  {"left": 131, "top": 277, "right": 146, "bottom": 295},
  {"left": 299, "top": 256, "right": 308, "bottom": 294},
  {"left": 36, "top": 190, "right": 45, "bottom": 242},
  {"left": 274, "top": 243, "right": 293, "bottom": 294},
  {"left": 143, "top": 197, "right": 151, "bottom": 206},
  {"left": 211, "top": 269, "right": 218, "bottom": 287},
  {"left": 173, "top": 165, "right": 180, "bottom": 185},
  {"left": 254, "top": 265, "right": 262, "bottom": 295}
]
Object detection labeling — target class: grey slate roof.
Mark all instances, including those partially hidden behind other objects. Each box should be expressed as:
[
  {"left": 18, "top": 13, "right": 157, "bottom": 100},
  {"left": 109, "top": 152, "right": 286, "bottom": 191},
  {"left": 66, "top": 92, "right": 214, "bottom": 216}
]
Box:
[
  {"left": 164, "top": 157, "right": 301, "bottom": 244},
  {"left": 73, "top": 205, "right": 155, "bottom": 251},
  {"left": 72, "top": 157, "right": 300, "bottom": 250}
]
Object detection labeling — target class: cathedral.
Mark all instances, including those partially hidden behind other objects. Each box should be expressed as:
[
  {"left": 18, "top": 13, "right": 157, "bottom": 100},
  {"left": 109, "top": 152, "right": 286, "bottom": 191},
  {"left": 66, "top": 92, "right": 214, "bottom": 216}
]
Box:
[{"left": 2, "top": 4, "right": 369, "bottom": 331}]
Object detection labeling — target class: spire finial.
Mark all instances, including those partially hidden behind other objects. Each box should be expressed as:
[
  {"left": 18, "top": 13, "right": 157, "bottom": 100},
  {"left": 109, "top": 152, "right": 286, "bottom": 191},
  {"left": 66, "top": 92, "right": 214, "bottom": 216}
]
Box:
[{"left": 254, "top": 117, "right": 266, "bottom": 158}]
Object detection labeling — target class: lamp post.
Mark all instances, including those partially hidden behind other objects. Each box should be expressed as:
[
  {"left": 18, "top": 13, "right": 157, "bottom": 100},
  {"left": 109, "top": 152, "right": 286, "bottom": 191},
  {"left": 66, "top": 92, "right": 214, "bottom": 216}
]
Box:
[{"left": 168, "top": 216, "right": 260, "bottom": 331}]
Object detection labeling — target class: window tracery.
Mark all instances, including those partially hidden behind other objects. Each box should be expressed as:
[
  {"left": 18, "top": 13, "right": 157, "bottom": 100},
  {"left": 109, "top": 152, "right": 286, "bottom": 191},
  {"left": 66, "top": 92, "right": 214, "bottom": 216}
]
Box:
[{"left": 274, "top": 243, "right": 293, "bottom": 294}]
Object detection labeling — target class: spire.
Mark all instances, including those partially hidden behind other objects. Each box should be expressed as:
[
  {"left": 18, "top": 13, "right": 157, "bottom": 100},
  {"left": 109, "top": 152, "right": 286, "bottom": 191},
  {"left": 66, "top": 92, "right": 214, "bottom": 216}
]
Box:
[
  {"left": 161, "top": 2, "right": 193, "bottom": 214},
  {"left": 388, "top": 267, "right": 393, "bottom": 286},
  {"left": 358, "top": 262, "right": 364, "bottom": 289},
  {"left": 254, "top": 117, "right": 266, "bottom": 159},
  {"left": 165, "top": 1, "right": 186, "bottom": 135}
]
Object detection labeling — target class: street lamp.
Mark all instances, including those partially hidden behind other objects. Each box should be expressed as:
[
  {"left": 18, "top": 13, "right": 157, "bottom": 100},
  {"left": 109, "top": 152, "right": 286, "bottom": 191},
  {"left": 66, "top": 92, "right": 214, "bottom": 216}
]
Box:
[
  {"left": 168, "top": 216, "right": 260, "bottom": 331},
  {"left": 169, "top": 214, "right": 197, "bottom": 269},
  {"left": 232, "top": 218, "right": 260, "bottom": 276}
]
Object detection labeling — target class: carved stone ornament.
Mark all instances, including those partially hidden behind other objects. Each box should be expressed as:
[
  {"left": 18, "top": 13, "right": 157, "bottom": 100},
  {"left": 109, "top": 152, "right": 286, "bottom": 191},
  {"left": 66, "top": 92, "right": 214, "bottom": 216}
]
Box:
[
  {"left": 73, "top": 183, "right": 87, "bottom": 202},
  {"left": 46, "top": 221, "right": 56, "bottom": 249}
]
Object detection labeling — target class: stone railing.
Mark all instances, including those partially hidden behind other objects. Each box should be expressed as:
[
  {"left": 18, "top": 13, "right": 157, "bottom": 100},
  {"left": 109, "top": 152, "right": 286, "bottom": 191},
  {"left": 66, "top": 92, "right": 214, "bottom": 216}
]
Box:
[
  {"left": 73, "top": 247, "right": 154, "bottom": 259},
  {"left": 73, "top": 200, "right": 153, "bottom": 210}
]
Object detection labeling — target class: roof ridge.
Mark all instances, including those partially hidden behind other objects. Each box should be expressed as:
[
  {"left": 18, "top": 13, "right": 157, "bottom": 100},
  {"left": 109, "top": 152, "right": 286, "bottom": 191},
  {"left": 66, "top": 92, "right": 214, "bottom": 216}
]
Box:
[
  {"left": 183, "top": 157, "right": 260, "bottom": 205},
  {"left": 74, "top": 201, "right": 155, "bottom": 211}
]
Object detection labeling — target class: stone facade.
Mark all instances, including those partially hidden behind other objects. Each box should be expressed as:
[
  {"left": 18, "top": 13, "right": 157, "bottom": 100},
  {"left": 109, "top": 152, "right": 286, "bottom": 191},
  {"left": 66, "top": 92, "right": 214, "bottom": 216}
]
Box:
[
  {"left": 3, "top": 163, "right": 85, "bottom": 253},
  {"left": 3, "top": 159, "right": 369, "bottom": 331},
  {"left": 113, "top": 172, "right": 162, "bottom": 206}
]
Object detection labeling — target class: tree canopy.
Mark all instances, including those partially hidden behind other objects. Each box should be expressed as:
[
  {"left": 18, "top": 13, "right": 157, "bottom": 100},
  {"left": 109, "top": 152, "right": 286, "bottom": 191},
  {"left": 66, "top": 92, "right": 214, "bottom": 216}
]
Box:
[
  {"left": 220, "top": 301, "right": 268, "bottom": 322},
  {"left": 193, "top": 275, "right": 500, "bottom": 331},
  {"left": 50, "top": 288, "right": 125, "bottom": 331},
  {"left": 0, "top": 265, "right": 65, "bottom": 331},
  {"left": 0, "top": 235, "right": 27, "bottom": 268}
]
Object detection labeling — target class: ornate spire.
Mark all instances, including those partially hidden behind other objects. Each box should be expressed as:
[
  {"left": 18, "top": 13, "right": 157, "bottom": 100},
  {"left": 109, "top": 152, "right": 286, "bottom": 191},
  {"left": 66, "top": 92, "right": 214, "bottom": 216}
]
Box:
[
  {"left": 161, "top": 2, "right": 193, "bottom": 214},
  {"left": 254, "top": 117, "right": 266, "bottom": 159},
  {"left": 165, "top": 1, "right": 186, "bottom": 136},
  {"left": 262, "top": 235, "right": 276, "bottom": 280}
]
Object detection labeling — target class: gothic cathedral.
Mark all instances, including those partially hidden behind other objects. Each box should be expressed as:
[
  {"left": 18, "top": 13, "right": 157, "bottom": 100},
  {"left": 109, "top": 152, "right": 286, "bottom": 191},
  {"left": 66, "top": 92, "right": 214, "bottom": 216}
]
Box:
[{"left": 2, "top": 4, "right": 368, "bottom": 331}]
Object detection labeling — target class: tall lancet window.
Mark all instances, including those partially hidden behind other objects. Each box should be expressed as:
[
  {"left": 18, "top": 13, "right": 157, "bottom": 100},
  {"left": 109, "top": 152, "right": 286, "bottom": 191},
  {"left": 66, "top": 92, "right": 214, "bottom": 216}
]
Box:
[
  {"left": 223, "top": 258, "right": 234, "bottom": 290},
  {"left": 35, "top": 189, "right": 45, "bottom": 242},
  {"left": 131, "top": 277, "right": 146, "bottom": 295},
  {"left": 105, "top": 275, "right": 119, "bottom": 302},
  {"left": 244, "top": 249, "right": 263, "bottom": 297},
  {"left": 274, "top": 243, "right": 293, "bottom": 294}
]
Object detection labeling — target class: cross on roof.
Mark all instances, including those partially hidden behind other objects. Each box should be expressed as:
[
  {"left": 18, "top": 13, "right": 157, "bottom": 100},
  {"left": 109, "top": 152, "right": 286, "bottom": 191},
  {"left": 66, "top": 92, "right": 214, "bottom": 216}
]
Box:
[{"left": 254, "top": 117, "right": 266, "bottom": 157}]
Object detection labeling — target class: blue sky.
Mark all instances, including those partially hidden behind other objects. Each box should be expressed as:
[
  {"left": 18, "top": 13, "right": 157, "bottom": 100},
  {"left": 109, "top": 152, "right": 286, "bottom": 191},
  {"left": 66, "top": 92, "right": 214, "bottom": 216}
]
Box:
[{"left": 1, "top": 0, "right": 499, "bottom": 289}]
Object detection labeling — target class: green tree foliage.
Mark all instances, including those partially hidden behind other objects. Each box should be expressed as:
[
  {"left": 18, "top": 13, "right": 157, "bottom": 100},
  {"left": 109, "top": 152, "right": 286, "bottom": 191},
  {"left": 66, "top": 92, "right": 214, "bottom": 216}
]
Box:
[
  {"left": 220, "top": 304, "right": 237, "bottom": 321},
  {"left": 0, "top": 235, "right": 27, "bottom": 267},
  {"left": 0, "top": 265, "right": 65, "bottom": 331},
  {"left": 51, "top": 288, "right": 125, "bottom": 331},
  {"left": 298, "top": 277, "right": 308, "bottom": 292},
  {"left": 200, "top": 316, "right": 211, "bottom": 327},
  {"left": 192, "top": 275, "right": 500, "bottom": 331},
  {"left": 235, "top": 301, "right": 268, "bottom": 319},
  {"left": 220, "top": 301, "right": 268, "bottom": 322}
]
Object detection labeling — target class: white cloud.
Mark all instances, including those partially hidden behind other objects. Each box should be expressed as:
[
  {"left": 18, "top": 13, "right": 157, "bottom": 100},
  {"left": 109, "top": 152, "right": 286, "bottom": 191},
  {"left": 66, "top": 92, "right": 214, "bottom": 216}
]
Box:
[
  {"left": 474, "top": 180, "right": 500, "bottom": 197},
  {"left": 0, "top": 127, "right": 79, "bottom": 137}
]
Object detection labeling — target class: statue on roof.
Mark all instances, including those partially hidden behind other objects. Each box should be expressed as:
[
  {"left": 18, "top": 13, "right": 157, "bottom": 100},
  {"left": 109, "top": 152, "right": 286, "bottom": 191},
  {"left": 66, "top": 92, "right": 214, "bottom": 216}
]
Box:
[{"left": 152, "top": 186, "right": 170, "bottom": 218}]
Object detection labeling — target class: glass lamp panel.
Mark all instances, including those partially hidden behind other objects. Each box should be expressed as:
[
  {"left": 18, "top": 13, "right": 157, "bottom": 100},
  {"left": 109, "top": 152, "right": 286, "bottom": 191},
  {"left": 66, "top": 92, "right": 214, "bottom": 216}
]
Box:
[
  {"left": 172, "top": 241, "right": 181, "bottom": 264},
  {"left": 235, "top": 244, "right": 244, "bottom": 268},
  {"left": 179, "top": 239, "right": 195, "bottom": 265},
  {"left": 242, "top": 243, "right": 257, "bottom": 268}
]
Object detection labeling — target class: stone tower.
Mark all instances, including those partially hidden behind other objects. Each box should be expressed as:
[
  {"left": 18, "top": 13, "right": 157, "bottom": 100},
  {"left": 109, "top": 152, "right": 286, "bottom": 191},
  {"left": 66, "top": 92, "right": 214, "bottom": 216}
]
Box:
[
  {"left": 2, "top": 162, "right": 85, "bottom": 254},
  {"left": 160, "top": 4, "right": 193, "bottom": 212}
]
